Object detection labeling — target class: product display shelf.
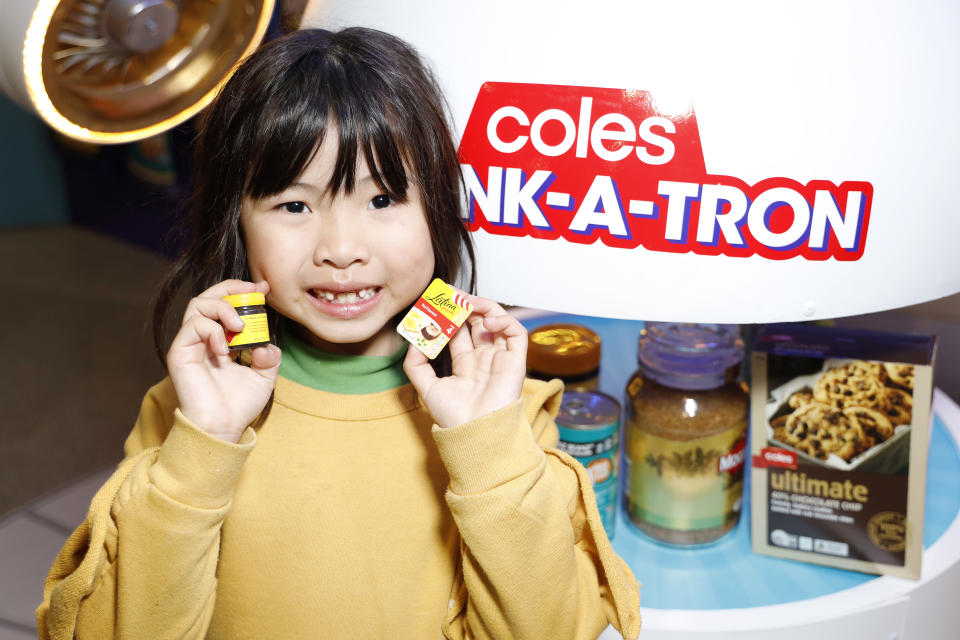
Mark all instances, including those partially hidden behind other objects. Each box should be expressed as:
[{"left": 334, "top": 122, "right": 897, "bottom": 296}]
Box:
[{"left": 515, "top": 312, "right": 960, "bottom": 640}]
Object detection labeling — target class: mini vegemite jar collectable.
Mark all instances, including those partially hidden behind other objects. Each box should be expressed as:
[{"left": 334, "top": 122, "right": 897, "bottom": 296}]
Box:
[
  {"left": 623, "top": 323, "right": 749, "bottom": 546},
  {"left": 222, "top": 293, "right": 271, "bottom": 350},
  {"left": 527, "top": 324, "right": 602, "bottom": 392}
]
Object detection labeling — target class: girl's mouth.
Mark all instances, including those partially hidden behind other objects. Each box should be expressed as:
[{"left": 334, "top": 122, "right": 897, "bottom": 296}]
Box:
[
  {"left": 309, "top": 286, "right": 380, "bottom": 304},
  {"left": 307, "top": 286, "right": 384, "bottom": 318}
]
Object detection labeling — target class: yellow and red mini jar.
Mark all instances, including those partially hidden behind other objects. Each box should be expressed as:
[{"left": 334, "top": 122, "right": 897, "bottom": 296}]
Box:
[{"left": 222, "top": 293, "right": 271, "bottom": 350}]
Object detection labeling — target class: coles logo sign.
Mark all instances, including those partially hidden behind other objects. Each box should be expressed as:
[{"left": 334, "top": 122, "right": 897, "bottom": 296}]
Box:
[{"left": 457, "top": 82, "right": 873, "bottom": 261}]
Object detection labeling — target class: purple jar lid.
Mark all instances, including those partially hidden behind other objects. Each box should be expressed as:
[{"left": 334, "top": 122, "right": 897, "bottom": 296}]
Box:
[{"left": 637, "top": 323, "right": 744, "bottom": 390}]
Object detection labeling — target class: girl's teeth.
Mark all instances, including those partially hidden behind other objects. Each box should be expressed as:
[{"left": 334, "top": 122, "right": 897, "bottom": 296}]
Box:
[{"left": 316, "top": 287, "right": 377, "bottom": 303}]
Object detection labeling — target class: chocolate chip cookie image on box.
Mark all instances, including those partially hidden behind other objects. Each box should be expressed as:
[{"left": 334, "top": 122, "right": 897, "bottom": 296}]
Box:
[{"left": 766, "top": 360, "right": 914, "bottom": 473}]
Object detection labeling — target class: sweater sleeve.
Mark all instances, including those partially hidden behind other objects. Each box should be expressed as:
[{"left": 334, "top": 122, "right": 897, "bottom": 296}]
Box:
[
  {"left": 431, "top": 378, "right": 641, "bottom": 640},
  {"left": 35, "top": 378, "right": 257, "bottom": 640}
]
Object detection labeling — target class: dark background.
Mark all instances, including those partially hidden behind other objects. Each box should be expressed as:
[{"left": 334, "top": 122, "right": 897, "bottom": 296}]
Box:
[{"left": 0, "top": 2, "right": 299, "bottom": 517}]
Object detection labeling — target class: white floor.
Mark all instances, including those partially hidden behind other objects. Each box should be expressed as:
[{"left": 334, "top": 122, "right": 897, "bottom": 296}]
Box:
[{"left": 0, "top": 465, "right": 116, "bottom": 639}]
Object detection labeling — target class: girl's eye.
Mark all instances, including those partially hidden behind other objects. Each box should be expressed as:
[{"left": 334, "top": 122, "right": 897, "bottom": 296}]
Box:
[
  {"left": 368, "top": 194, "right": 393, "bottom": 210},
  {"left": 280, "top": 201, "right": 309, "bottom": 214}
]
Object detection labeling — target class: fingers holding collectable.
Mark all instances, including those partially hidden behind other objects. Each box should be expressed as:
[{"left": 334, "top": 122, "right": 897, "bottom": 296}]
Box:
[
  {"left": 248, "top": 342, "right": 283, "bottom": 378},
  {"left": 447, "top": 318, "right": 478, "bottom": 363},
  {"left": 182, "top": 279, "right": 268, "bottom": 326},
  {"left": 183, "top": 298, "right": 246, "bottom": 337},
  {"left": 170, "top": 279, "right": 271, "bottom": 367},
  {"left": 466, "top": 311, "right": 499, "bottom": 349},
  {"left": 463, "top": 294, "right": 526, "bottom": 354},
  {"left": 167, "top": 315, "right": 233, "bottom": 371},
  {"left": 403, "top": 342, "right": 437, "bottom": 391}
]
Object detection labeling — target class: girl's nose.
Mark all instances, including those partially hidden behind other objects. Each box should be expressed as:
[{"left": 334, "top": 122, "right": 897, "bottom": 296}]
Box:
[{"left": 313, "top": 214, "right": 370, "bottom": 268}]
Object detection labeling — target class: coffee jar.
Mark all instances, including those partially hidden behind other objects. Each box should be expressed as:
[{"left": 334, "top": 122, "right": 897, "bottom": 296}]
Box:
[{"left": 623, "top": 323, "right": 748, "bottom": 545}]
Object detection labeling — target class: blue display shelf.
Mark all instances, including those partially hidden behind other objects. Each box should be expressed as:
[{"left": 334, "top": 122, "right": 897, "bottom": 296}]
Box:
[{"left": 519, "top": 313, "right": 960, "bottom": 611}]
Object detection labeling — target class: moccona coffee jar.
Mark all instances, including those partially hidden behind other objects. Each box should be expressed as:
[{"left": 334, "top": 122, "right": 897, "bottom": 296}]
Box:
[{"left": 623, "top": 323, "right": 749, "bottom": 546}]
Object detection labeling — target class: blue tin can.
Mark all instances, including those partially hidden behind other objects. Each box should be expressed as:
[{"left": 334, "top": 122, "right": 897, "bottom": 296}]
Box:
[{"left": 556, "top": 391, "right": 621, "bottom": 539}]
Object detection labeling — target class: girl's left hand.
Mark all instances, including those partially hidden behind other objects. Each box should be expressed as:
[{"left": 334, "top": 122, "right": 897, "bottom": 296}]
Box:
[{"left": 404, "top": 294, "right": 526, "bottom": 429}]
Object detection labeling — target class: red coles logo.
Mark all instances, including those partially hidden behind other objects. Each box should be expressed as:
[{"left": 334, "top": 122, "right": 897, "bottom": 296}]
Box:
[
  {"left": 457, "top": 82, "right": 873, "bottom": 261},
  {"left": 752, "top": 447, "right": 799, "bottom": 470}
]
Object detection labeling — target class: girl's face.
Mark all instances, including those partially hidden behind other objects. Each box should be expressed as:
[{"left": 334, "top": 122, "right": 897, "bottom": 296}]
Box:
[{"left": 240, "top": 134, "right": 435, "bottom": 356}]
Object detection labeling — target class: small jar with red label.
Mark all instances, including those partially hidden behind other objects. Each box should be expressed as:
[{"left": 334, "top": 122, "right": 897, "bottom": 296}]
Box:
[
  {"left": 623, "top": 322, "right": 748, "bottom": 546},
  {"left": 222, "top": 293, "right": 271, "bottom": 351}
]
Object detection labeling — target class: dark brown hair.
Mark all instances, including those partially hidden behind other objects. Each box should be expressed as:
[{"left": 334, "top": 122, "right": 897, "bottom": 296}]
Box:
[{"left": 153, "top": 28, "right": 475, "bottom": 371}]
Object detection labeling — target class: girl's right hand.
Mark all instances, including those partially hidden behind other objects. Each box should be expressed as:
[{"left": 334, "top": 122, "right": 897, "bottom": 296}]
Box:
[{"left": 166, "top": 280, "right": 282, "bottom": 443}]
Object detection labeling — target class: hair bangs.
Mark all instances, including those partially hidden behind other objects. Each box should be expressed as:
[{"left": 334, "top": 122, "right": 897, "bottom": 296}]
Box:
[
  {"left": 323, "top": 54, "right": 411, "bottom": 202},
  {"left": 243, "top": 54, "right": 332, "bottom": 200},
  {"left": 243, "top": 46, "right": 412, "bottom": 204}
]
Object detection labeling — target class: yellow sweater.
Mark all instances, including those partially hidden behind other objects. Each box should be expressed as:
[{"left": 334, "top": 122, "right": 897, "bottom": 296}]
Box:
[{"left": 36, "top": 376, "right": 640, "bottom": 639}]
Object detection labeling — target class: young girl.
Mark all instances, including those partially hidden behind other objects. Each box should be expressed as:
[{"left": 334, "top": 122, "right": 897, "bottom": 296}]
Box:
[{"left": 36, "top": 28, "right": 640, "bottom": 640}]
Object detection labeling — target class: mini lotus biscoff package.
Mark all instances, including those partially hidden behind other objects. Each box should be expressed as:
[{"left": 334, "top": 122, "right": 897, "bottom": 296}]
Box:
[{"left": 750, "top": 324, "right": 936, "bottom": 578}]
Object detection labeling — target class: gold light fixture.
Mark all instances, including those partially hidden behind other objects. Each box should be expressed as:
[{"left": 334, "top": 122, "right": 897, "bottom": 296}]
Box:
[{"left": 1, "top": 0, "right": 275, "bottom": 144}]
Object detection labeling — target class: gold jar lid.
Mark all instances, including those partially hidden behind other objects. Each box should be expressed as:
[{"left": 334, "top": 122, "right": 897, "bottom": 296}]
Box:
[{"left": 527, "top": 324, "right": 601, "bottom": 377}]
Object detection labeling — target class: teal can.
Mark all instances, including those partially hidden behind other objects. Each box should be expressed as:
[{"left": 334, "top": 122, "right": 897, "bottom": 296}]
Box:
[{"left": 556, "top": 391, "right": 621, "bottom": 539}]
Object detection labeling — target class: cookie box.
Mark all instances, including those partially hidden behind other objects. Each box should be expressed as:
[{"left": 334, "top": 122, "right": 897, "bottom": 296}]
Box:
[{"left": 750, "top": 324, "right": 936, "bottom": 579}]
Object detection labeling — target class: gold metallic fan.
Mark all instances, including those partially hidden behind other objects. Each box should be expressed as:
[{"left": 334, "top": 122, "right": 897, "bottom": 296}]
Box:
[{"left": 2, "top": 0, "right": 274, "bottom": 143}]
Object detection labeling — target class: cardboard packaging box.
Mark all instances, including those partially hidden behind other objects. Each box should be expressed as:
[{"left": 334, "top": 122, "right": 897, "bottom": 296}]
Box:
[{"left": 750, "top": 324, "right": 936, "bottom": 578}]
